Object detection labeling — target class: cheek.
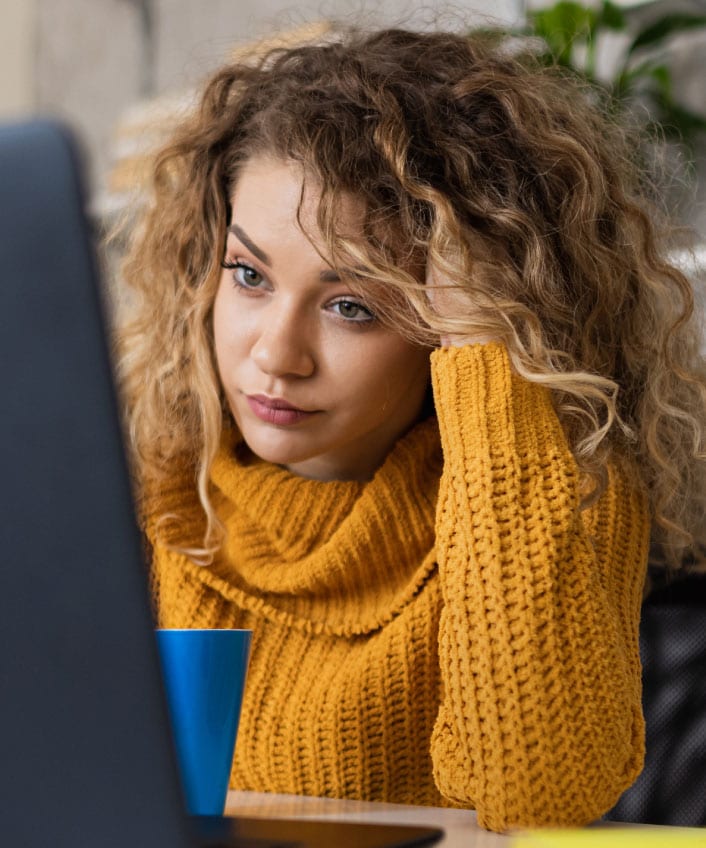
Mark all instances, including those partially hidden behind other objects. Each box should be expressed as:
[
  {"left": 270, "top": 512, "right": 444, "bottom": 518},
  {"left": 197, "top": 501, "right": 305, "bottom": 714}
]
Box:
[
  {"left": 213, "top": 281, "right": 247, "bottom": 379},
  {"left": 387, "top": 348, "right": 431, "bottom": 399},
  {"left": 339, "top": 337, "right": 429, "bottom": 401},
  {"left": 212, "top": 287, "right": 230, "bottom": 369}
]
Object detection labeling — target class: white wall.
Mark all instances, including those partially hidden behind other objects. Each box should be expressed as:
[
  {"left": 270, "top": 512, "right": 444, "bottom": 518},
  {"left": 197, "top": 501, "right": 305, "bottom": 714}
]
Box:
[{"left": 0, "top": 0, "right": 36, "bottom": 117}]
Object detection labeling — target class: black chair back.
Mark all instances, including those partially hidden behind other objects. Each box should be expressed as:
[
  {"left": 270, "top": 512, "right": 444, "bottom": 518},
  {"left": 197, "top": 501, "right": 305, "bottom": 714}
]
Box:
[{"left": 607, "top": 575, "right": 706, "bottom": 825}]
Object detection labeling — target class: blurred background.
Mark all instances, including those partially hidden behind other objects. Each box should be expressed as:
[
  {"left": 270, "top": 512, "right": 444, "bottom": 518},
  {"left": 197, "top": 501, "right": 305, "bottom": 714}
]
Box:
[{"left": 2, "top": 0, "right": 705, "bottom": 267}]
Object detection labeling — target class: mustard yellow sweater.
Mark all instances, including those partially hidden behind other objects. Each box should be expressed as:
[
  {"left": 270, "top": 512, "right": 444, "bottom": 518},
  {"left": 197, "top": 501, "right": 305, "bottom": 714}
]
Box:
[{"left": 149, "top": 343, "right": 650, "bottom": 832}]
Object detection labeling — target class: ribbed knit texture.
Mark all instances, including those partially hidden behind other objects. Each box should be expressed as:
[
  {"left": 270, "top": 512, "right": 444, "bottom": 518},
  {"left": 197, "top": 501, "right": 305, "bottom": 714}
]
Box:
[{"left": 148, "top": 343, "right": 650, "bottom": 832}]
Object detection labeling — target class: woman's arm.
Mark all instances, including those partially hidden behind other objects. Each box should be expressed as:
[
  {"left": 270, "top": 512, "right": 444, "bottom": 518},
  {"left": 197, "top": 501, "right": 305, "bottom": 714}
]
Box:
[{"left": 430, "top": 343, "right": 649, "bottom": 832}]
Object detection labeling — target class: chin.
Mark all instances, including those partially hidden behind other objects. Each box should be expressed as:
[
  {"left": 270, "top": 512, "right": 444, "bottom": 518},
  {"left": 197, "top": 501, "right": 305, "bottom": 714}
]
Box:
[{"left": 240, "top": 429, "right": 317, "bottom": 469}]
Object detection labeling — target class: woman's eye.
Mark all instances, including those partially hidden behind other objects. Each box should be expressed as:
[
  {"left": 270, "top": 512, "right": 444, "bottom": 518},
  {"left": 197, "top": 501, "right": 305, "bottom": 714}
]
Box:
[
  {"left": 331, "top": 299, "right": 375, "bottom": 323},
  {"left": 221, "top": 259, "right": 265, "bottom": 290}
]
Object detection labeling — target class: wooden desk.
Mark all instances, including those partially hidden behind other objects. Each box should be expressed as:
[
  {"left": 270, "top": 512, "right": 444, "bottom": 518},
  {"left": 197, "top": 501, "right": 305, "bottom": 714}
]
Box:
[
  {"left": 225, "top": 790, "right": 510, "bottom": 847},
  {"left": 225, "top": 791, "right": 678, "bottom": 847}
]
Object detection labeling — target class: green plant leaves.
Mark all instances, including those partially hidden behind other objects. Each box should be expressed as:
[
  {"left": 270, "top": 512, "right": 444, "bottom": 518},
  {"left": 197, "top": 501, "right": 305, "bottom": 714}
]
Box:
[
  {"left": 528, "top": 0, "right": 626, "bottom": 67},
  {"left": 530, "top": 1, "right": 598, "bottom": 64},
  {"left": 628, "top": 13, "right": 706, "bottom": 54},
  {"left": 510, "top": 0, "right": 706, "bottom": 154}
]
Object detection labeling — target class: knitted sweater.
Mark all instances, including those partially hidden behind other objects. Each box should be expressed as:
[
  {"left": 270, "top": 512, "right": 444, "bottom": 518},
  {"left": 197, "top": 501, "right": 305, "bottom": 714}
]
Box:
[{"left": 148, "top": 343, "right": 650, "bottom": 832}]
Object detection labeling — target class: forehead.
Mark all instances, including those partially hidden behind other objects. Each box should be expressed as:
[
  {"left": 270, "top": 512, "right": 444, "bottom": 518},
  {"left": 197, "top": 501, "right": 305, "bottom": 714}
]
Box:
[
  {"left": 230, "top": 155, "right": 364, "bottom": 235},
  {"left": 231, "top": 156, "right": 304, "bottom": 210}
]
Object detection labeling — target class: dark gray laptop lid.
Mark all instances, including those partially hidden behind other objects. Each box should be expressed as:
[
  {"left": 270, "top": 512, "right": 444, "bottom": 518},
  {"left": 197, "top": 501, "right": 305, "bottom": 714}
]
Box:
[{"left": 0, "top": 119, "right": 193, "bottom": 848}]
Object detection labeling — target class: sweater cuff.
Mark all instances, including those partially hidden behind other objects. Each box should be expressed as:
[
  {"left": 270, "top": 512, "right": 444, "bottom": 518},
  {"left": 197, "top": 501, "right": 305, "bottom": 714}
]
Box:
[{"left": 430, "top": 342, "right": 572, "bottom": 474}]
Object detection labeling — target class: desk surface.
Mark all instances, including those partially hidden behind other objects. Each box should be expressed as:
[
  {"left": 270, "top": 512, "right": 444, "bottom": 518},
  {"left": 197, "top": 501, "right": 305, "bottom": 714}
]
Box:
[
  {"left": 225, "top": 791, "right": 682, "bottom": 848},
  {"left": 226, "top": 790, "right": 513, "bottom": 847}
]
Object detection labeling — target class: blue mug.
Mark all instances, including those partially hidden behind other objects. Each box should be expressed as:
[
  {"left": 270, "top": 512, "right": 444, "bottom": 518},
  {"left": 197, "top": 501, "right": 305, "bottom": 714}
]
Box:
[{"left": 156, "top": 628, "right": 252, "bottom": 816}]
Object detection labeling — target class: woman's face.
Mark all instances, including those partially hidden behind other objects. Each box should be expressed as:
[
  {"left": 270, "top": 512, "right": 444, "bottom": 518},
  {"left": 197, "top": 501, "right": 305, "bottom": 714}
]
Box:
[{"left": 213, "top": 156, "right": 430, "bottom": 481}]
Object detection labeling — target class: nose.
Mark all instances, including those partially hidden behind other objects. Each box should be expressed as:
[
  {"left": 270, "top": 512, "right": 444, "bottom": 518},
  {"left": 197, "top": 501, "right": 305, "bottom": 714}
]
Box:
[{"left": 250, "top": 305, "right": 315, "bottom": 378}]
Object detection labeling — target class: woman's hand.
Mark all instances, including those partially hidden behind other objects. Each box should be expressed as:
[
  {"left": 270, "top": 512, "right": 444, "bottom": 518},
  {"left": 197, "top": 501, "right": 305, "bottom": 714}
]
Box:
[{"left": 425, "top": 260, "right": 499, "bottom": 348}]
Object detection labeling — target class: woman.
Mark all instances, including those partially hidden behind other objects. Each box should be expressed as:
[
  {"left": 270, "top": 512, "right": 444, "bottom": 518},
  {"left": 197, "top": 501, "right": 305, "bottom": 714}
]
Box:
[{"left": 117, "top": 26, "right": 706, "bottom": 831}]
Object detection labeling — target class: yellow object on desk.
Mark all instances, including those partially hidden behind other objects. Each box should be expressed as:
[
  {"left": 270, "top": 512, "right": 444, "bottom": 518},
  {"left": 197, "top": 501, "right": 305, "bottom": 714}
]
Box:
[{"left": 513, "top": 827, "right": 706, "bottom": 846}]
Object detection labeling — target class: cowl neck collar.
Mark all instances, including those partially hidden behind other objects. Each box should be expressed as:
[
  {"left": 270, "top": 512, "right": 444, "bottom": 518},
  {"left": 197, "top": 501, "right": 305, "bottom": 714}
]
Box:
[{"left": 195, "top": 416, "right": 442, "bottom": 636}]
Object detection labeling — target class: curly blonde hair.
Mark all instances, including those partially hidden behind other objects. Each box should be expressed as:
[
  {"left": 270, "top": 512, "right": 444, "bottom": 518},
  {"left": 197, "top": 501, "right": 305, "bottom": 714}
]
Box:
[{"left": 117, "top": 26, "right": 706, "bottom": 569}]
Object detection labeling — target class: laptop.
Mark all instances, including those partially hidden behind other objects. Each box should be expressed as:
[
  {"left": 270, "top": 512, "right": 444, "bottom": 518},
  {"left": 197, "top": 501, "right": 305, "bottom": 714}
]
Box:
[{"left": 0, "top": 120, "right": 444, "bottom": 848}]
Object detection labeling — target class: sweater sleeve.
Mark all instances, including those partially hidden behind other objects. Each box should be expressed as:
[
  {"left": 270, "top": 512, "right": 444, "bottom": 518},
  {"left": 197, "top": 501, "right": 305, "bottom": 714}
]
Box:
[{"left": 429, "top": 343, "right": 649, "bottom": 832}]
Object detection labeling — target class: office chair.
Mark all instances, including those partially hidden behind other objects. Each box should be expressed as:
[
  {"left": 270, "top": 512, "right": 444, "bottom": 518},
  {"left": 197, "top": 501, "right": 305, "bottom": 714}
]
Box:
[{"left": 606, "top": 573, "right": 706, "bottom": 826}]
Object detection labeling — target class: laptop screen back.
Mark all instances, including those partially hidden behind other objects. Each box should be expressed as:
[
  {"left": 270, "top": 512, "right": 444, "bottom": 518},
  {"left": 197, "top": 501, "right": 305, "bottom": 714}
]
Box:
[{"left": 0, "top": 120, "right": 192, "bottom": 848}]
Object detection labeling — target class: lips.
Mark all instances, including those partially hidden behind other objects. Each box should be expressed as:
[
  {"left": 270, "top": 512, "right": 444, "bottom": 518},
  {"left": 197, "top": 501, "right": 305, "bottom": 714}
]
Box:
[{"left": 245, "top": 394, "right": 316, "bottom": 426}]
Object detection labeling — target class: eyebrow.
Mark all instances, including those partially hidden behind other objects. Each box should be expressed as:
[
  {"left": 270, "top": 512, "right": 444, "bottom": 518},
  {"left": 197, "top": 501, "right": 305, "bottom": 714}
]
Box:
[
  {"left": 228, "top": 224, "right": 271, "bottom": 266},
  {"left": 228, "top": 223, "right": 364, "bottom": 284}
]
